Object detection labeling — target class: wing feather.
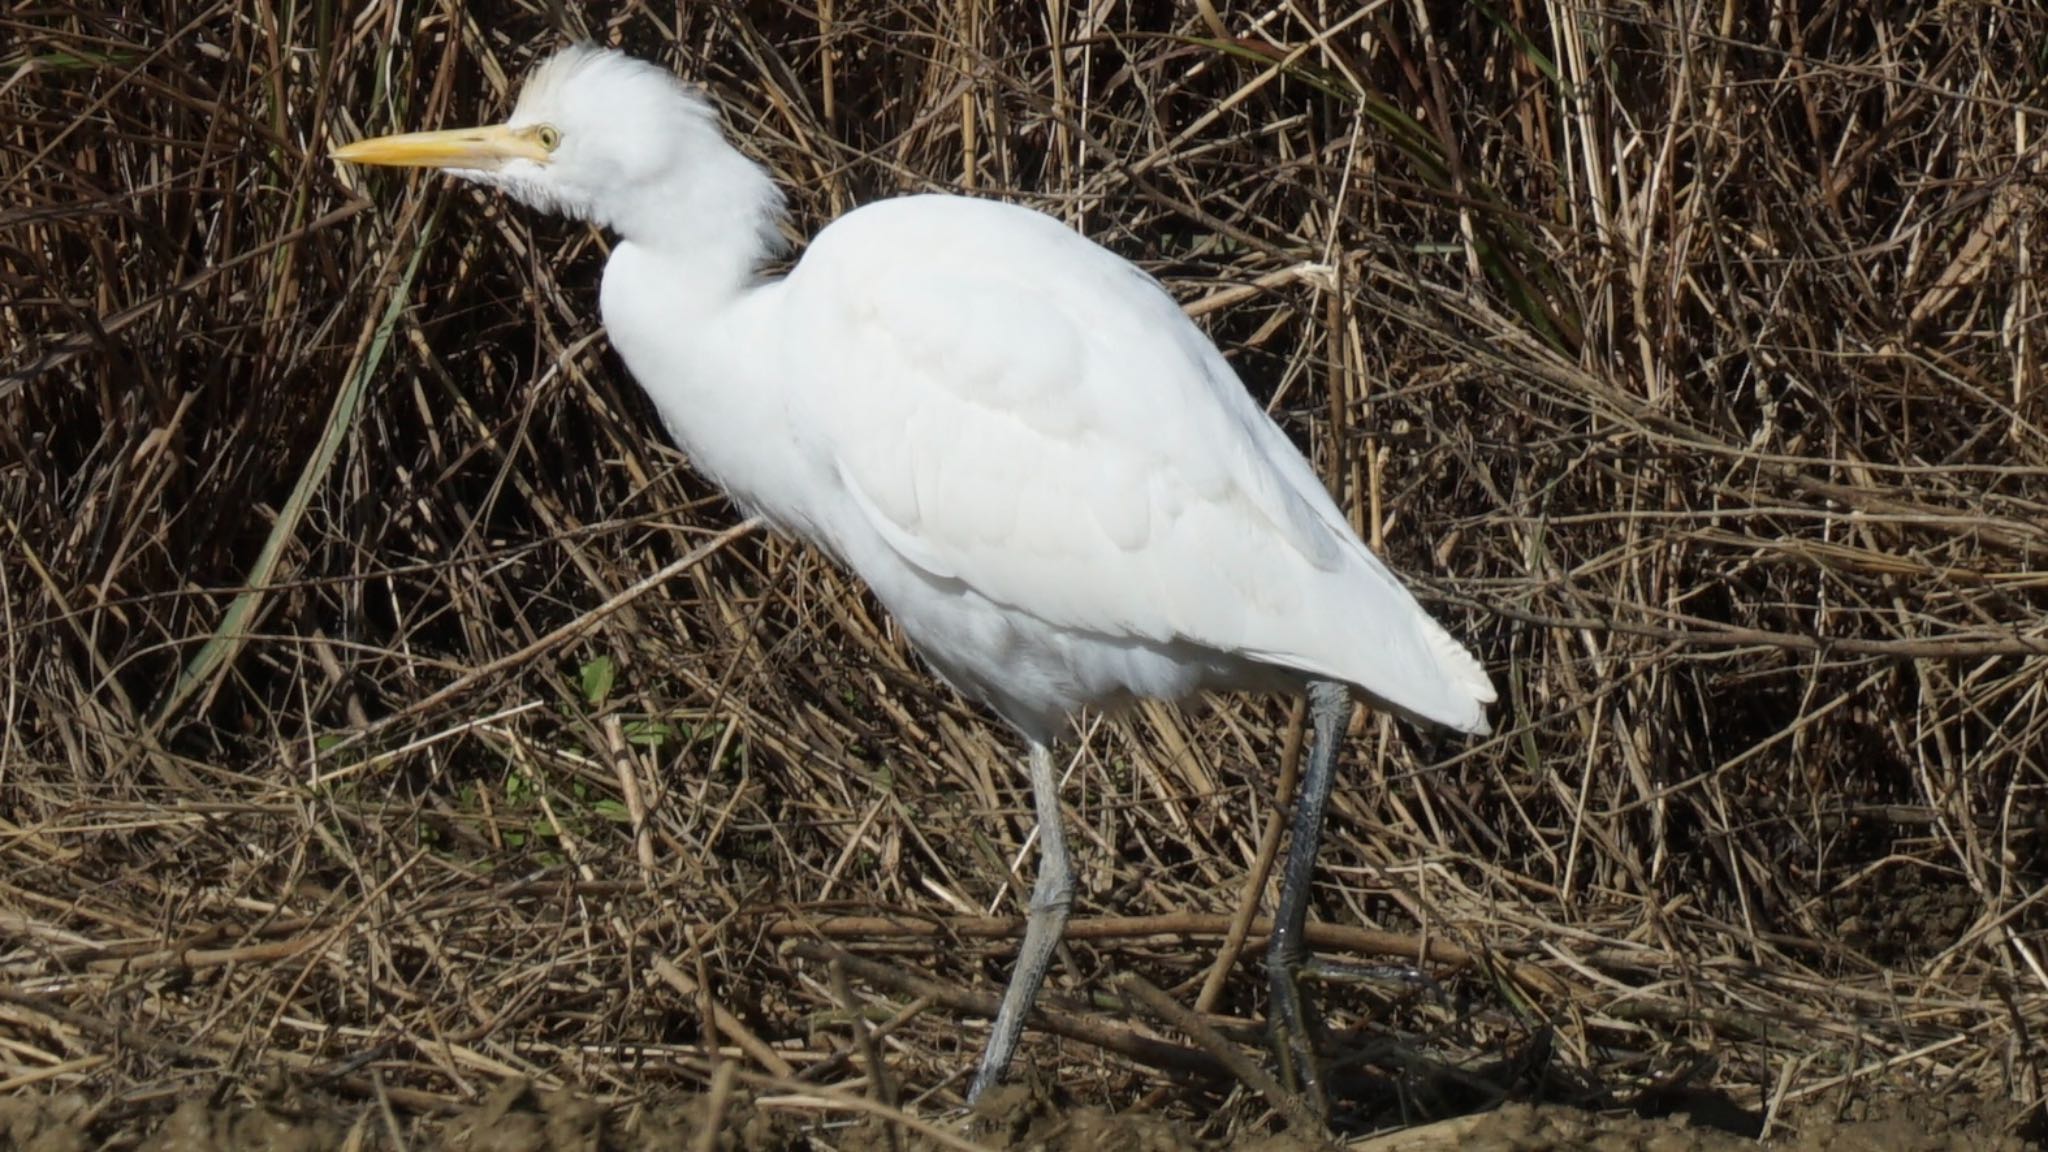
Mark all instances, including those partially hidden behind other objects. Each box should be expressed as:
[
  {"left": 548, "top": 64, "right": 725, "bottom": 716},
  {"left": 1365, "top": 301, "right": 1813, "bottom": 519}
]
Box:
[{"left": 781, "top": 195, "right": 1493, "bottom": 731}]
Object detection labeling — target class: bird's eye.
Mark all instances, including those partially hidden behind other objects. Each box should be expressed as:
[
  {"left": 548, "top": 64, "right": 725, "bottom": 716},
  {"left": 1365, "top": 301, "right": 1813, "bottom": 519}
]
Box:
[{"left": 534, "top": 124, "right": 562, "bottom": 151}]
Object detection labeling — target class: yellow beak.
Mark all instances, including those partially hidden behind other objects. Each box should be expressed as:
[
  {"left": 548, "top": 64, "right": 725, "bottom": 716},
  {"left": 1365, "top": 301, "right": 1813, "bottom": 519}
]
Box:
[{"left": 331, "top": 124, "right": 550, "bottom": 170}]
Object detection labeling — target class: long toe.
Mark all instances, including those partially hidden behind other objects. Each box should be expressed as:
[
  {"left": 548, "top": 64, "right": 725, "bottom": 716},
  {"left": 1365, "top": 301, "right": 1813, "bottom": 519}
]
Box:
[{"left": 1267, "top": 958, "right": 1328, "bottom": 1121}]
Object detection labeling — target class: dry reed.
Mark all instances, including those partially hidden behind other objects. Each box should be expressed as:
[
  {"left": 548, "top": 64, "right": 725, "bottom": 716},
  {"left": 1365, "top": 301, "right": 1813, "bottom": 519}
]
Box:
[{"left": 3, "top": 0, "right": 2044, "bottom": 1144}]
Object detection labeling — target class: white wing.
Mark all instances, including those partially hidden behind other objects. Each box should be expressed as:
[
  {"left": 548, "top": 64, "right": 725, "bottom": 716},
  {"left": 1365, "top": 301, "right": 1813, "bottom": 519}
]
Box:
[{"left": 781, "top": 195, "right": 1493, "bottom": 733}]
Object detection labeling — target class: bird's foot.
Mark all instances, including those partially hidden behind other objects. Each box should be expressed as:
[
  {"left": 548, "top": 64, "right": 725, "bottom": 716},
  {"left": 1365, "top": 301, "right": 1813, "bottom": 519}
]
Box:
[{"left": 1266, "top": 958, "right": 1329, "bottom": 1122}]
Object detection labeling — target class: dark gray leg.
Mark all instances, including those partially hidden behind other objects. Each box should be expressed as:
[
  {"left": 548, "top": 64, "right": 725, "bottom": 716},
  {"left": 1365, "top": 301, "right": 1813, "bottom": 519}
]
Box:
[
  {"left": 968, "top": 741, "right": 1073, "bottom": 1103},
  {"left": 1266, "top": 679, "right": 1350, "bottom": 1116}
]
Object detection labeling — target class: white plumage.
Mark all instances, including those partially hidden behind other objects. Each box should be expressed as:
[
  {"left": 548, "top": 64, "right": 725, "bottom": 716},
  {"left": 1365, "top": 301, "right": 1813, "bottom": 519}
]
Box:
[
  {"left": 611, "top": 190, "right": 1491, "bottom": 743},
  {"left": 337, "top": 43, "right": 1494, "bottom": 1108}
]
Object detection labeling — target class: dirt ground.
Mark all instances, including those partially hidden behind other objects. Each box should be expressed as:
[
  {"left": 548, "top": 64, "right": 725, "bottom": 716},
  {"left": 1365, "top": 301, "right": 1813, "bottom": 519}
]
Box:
[{"left": 0, "top": 1077, "right": 2029, "bottom": 1152}]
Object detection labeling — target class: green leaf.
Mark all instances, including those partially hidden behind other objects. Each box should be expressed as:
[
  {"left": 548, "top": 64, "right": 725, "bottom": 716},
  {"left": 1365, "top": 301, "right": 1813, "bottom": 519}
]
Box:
[
  {"left": 579, "top": 656, "right": 616, "bottom": 706},
  {"left": 623, "top": 719, "right": 674, "bottom": 748}
]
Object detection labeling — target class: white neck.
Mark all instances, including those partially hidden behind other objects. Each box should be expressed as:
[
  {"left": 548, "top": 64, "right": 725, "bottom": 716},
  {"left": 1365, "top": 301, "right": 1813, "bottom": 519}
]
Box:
[
  {"left": 595, "top": 142, "right": 794, "bottom": 520},
  {"left": 603, "top": 140, "right": 785, "bottom": 293}
]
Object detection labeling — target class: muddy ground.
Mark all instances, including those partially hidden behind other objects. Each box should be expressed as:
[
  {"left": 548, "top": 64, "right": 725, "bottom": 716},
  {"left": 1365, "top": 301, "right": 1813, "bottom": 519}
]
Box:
[{"left": 0, "top": 1077, "right": 2029, "bottom": 1152}]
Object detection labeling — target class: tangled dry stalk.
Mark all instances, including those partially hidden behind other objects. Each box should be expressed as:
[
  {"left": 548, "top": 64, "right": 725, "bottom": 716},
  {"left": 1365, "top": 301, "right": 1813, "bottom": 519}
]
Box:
[{"left": 3, "top": 1, "right": 2045, "bottom": 1145}]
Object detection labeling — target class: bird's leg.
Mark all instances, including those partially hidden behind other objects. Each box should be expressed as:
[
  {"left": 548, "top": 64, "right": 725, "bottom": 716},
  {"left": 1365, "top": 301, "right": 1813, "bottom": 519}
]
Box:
[
  {"left": 1265, "top": 679, "right": 1350, "bottom": 1119},
  {"left": 968, "top": 741, "right": 1073, "bottom": 1104}
]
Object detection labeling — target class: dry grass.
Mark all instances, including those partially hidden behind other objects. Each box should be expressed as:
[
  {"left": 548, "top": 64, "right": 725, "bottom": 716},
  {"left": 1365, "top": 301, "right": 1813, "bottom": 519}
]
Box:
[{"left": 3, "top": 0, "right": 2046, "bottom": 1144}]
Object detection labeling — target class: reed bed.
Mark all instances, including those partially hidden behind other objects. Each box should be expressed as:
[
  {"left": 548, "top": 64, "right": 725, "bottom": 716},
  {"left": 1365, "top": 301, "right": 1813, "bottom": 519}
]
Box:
[{"left": 3, "top": 1, "right": 2044, "bottom": 1145}]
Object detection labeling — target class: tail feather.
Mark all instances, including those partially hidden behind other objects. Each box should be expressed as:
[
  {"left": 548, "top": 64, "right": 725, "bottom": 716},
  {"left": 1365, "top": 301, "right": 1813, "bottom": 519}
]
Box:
[
  {"left": 1277, "top": 562, "right": 1495, "bottom": 736},
  {"left": 1412, "top": 612, "right": 1496, "bottom": 735}
]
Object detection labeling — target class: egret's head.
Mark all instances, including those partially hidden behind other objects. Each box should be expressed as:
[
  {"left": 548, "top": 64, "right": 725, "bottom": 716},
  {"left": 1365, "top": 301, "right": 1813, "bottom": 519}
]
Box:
[{"left": 334, "top": 45, "right": 746, "bottom": 236}]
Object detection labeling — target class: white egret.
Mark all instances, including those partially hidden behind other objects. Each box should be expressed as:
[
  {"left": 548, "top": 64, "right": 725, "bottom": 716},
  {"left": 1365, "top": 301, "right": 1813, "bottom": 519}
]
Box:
[{"left": 334, "top": 44, "right": 1495, "bottom": 1106}]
